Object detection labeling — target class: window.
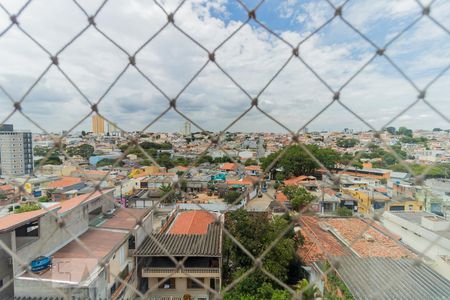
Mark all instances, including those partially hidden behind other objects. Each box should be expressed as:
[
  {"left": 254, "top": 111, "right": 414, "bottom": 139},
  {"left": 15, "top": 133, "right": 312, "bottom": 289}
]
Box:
[
  {"left": 128, "top": 235, "right": 136, "bottom": 250},
  {"left": 158, "top": 278, "right": 175, "bottom": 289},
  {"left": 16, "top": 220, "right": 39, "bottom": 237},
  {"left": 187, "top": 278, "right": 204, "bottom": 289}
]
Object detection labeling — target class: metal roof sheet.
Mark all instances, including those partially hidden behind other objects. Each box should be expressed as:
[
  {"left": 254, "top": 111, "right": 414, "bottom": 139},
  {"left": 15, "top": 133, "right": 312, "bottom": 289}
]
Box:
[
  {"left": 336, "top": 256, "right": 450, "bottom": 300},
  {"left": 134, "top": 223, "right": 221, "bottom": 257}
]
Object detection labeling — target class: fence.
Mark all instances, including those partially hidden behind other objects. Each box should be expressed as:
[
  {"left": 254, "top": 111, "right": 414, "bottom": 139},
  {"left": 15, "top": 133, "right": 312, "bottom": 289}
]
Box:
[{"left": 0, "top": 0, "right": 449, "bottom": 299}]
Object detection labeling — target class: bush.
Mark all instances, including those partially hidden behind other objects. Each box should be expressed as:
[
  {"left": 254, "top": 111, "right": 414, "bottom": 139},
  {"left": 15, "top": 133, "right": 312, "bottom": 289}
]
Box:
[
  {"left": 14, "top": 202, "right": 41, "bottom": 214},
  {"left": 336, "top": 207, "right": 353, "bottom": 217},
  {"left": 38, "top": 195, "right": 50, "bottom": 202},
  {"left": 224, "top": 191, "right": 242, "bottom": 204}
]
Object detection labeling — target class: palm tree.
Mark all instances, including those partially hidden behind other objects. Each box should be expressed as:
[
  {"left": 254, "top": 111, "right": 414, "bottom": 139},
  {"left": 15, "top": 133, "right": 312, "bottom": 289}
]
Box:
[
  {"left": 295, "top": 279, "right": 320, "bottom": 300},
  {"left": 159, "top": 184, "right": 174, "bottom": 204}
]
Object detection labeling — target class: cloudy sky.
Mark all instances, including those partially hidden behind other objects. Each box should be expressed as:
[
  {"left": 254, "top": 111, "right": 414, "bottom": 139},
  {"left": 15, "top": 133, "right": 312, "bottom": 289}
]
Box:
[{"left": 0, "top": 0, "right": 449, "bottom": 134}]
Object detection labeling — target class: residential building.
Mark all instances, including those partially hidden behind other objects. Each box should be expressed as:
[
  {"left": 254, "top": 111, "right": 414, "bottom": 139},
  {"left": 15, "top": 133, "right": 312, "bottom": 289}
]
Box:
[
  {"left": 92, "top": 115, "right": 105, "bottom": 135},
  {"left": 0, "top": 124, "right": 33, "bottom": 176},
  {"left": 0, "top": 188, "right": 154, "bottom": 299},
  {"left": 135, "top": 210, "right": 222, "bottom": 300},
  {"left": 342, "top": 188, "right": 422, "bottom": 215}
]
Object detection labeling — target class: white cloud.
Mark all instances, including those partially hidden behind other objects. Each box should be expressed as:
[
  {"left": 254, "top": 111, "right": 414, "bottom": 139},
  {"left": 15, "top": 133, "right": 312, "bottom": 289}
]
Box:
[{"left": 0, "top": 0, "right": 449, "bottom": 134}]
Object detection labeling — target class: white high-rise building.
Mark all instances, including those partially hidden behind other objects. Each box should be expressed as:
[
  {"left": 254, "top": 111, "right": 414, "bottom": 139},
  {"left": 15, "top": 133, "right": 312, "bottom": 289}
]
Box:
[
  {"left": 183, "top": 121, "right": 191, "bottom": 136},
  {"left": 0, "top": 124, "right": 33, "bottom": 176}
]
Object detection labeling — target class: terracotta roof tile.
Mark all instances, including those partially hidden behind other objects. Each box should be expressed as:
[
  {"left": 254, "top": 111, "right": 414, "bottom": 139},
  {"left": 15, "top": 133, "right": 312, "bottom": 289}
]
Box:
[
  {"left": 0, "top": 184, "right": 14, "bottom": 191},
  {"left": 168, "top": 211, "right": 215, "bottom": 235},
  {"left": 298, "top": 216, "right": 415, "bottom": 264},
  {"left": 47, "top": 176, "right": 82, "bottom": 189},
  {"left": 284, "top": 175, "right": 314, "bottom": 186},
  {"left": 299, "top": 216, "right": 347, "bottom": 264},
  {"left": 244, "top": 165, "right": 261, "bottom": 171},
  {"left": 220, "top": 163, "right": 239, "bottom": 171},
  {"left": 276, "top": 192, "right": 288, "bottom": 203},
  {"left": 226, "top": 179, "right": 253, "bottom": 186}
]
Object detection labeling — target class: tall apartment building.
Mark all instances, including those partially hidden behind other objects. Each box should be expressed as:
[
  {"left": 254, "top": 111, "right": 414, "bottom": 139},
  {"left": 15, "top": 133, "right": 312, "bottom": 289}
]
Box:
[
  {"left": 0, "top": 124, "right": 33, "bottom": 177},
  {"left": 92, "top": 114, "right": 105, "bottom": 135}
]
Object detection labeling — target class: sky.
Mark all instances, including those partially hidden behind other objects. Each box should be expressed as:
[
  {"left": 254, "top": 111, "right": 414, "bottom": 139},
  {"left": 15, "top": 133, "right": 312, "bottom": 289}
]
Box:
[{"left": 0, "top": 0, "right": 449, "bottom": 134}]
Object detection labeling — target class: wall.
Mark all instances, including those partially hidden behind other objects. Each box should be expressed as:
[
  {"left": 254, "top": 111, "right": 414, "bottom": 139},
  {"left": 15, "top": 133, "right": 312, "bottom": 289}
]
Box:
[
  {"left": 15, "top": 207, "right": 89, "bottom": 276},
  {"left": 148, "top": 277, "right": 213, "bottom": 299},
  {"left": 108, "top": 241, "right": 129, "bottom": 285},
  {"left": 136, "top": 211, "right": 154, "bottom": 247},
  {"left": 387, "top": 200, "right": 423, "bottom": 212},
  {"left": 14, "top": 269, "right": 108, "bottom": 300},
  {"left": 87, "top": 191, "right": 115, "bottom": 214},
  {"left": 0, "top": 232, "right": 13, "bottom": 298}
]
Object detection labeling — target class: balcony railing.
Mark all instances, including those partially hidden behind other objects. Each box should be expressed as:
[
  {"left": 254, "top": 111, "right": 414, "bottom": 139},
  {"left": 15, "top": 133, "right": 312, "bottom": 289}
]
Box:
[{"left": 142, "top": 267, "right": 220, "bottom": 277}]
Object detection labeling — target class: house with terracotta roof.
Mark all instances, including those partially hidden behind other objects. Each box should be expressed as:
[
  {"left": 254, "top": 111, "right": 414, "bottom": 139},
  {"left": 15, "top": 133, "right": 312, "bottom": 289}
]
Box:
[
  {"left": 244, "top": 165, "right": 261, "bottom": 176},
  {"left": 219, "top": 162, "right": 240, "bottom": 172},
  {"left": 270, "top": 191, "right": 292, "bottom": 213},
  {"left": 284, "top": 175, "right": 317, "bottom": 189},
  {"left": 297, "top": 216, "right": 450, "bottom": 299},
  {"left": 43, "top": 176, "right": 87, "bottom": 201},
  {"left": 134, "top": 210, "right": 222, "bottom": 300}
]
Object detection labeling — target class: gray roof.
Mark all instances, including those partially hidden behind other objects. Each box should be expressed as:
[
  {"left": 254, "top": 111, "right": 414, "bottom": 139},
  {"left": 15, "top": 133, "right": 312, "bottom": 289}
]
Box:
[
  {"left": 336, "top": 257, "right": 450, "bottom": 300},
  {"left": 389, "top": 211, "right": 450, "bottom": 239},
  {"left": 390, "top": 172, "right": 410, "bottom": 179},
  {"left": 134, "top": 223, "right": 221, "bottom": 257}
]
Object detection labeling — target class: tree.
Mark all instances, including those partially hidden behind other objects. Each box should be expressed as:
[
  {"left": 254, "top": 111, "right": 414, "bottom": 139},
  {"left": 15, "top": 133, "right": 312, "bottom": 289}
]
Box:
[
  {"left": 244, "top": 159, "right": 258, "bottom": 166},
  {"left": 81, "top": 130, "right": 87, "bottom": 136},
  {"left": 66, "top": 144, "right": 94, "bottom": 159},
  {"left": 157, "top": 153, "right": 174, "bottom": 169},
  {"left": 0, "top": 192, "right": 6, "bottom": 200},
  {"left": 262, "top": 145, "right": 340, "bottom": 179},
  {"left": 336, "top": 138, "right": 358, "bottom": 148},
  {"left": 78, "top": 144, "right": 94, "bottom": 158},
  {"left": 159, "top": 184, "right": 175, "bottom": 204},
  {"left": 223, "top": 190, "right": 242, "bottom": 204},
  {"left": 282, "top": 186, "right": 315, "bottom": 211},
  {"left": 386, "top": 126, "right": 396, "bottom": 135},
  {"left": 96, "top": 158, "right": 118, "bottom": 167},
  {"left": 222, "top": 210, "right": 305, "bottom": 298},
  {"left": 352, "top": 161, "right": 363, "bottom": 169},
  {"left": 180, "top": 179, "right": 187, "bottom": 192},
  {"left": 397, "top": 126, "right": 413, "bottom": 137},
  {"left": 35, "top": 156, "right": 62, "bottom": 166},
  {"left": 433, "top": 128, "right": 442, "bottom": 132},
  {"left": 295, "top": 279, "right": 320, "bottom": 300},
  {"left": 196, "top": 155, "right": 213, "bottom": 165}
]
